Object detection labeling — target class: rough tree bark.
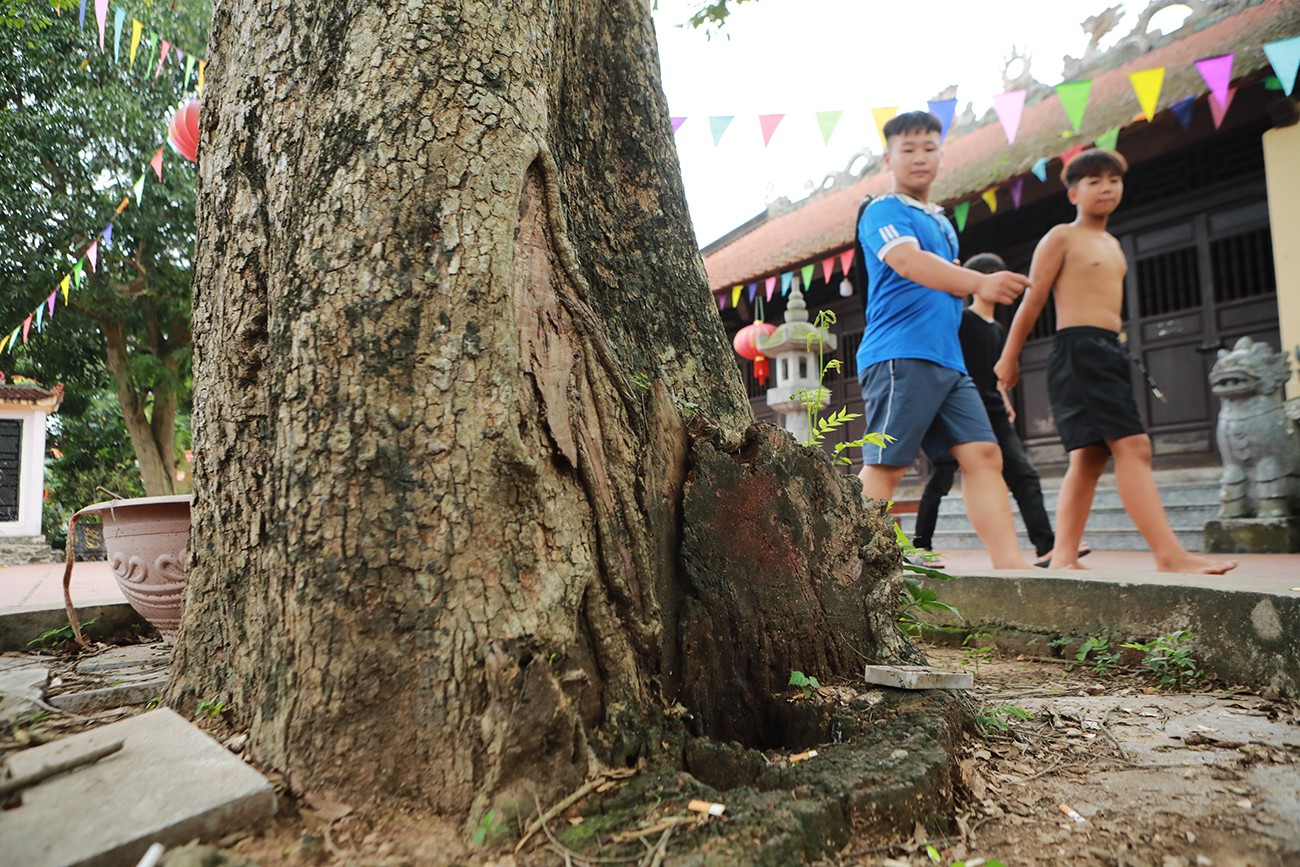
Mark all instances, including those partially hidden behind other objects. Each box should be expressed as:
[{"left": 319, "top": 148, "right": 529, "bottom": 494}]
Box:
[
  {"left": 101, "top": 317, "right": 183, "bottom": 496},
  {"left": 171, "top": 0, "right": 914, "bottom": 828}
]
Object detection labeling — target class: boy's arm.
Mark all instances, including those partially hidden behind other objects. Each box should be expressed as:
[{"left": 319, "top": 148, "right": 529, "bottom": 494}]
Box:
[
  {"left": 995, "top": 227, "right": 1067, "bottom": 388},
  {"left": 885, "top": 244, "right": 1029, "bottom": 303}
]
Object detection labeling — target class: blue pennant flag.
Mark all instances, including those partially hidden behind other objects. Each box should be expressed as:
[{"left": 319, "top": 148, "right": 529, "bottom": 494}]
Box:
[{"left": 1170, "top": 95, "right": 1195, "bottom": 131}]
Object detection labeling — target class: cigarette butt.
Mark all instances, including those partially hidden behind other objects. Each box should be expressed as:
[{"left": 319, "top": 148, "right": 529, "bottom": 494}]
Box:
[
  {"left": 789, "top": 750, "right": 819, "bottom": 763},
  {"left": 687, "top": 799, "right": 726, "bottom": 817},
  {"left": 1058, "top": 803, "right": 1085, "bottom": 823}
]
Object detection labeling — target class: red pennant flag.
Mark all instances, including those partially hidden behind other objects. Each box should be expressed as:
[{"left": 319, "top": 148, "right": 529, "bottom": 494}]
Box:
[
  {"left": 839, "top": 249, "right": 854, "bottom": 275},
  {"left": 22, "top": 315, "right": 32, "bottom": 343},
  {"left": 1060, "top": 145, "right": 1086, "bottom": 171},
  {"left": 758, "top": 114, "right": 785, "bottom": 148},
  {"left": 150, "top": 147, "right": 164, "bottom": 180},
  {"left": 764, "top": 276, "right": 777, "bottom": 301},
  {"left": 821, "top": 257, "right": 836, "bottom": 284}
]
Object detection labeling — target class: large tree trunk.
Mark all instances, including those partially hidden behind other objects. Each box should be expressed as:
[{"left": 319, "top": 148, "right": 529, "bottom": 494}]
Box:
[
  {"left": 171, "top": 0, "right": 912, "bottom": 827},
  {"left": 103, "top": 320, "right": 178, "bottom": 496}
]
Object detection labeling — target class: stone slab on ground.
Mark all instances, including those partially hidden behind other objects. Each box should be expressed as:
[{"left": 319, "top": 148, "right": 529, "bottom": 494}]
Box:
[
  {"left": 47, "top": 676, "right": 168, "bottom": 714},
  {"left": 1205, "top": 516, "right": 1300, "bottom": 553},
  {"left": 0, "top": 603, "right": 149, "bottom": 653},
  {"left": 0, "top": 655, "right": 51, "bottom": 721},
  {"left": 863, "top": 664, "right": 973, "bottom": 690},
  {"left": 0, "top": 708, "right": 275, "bottom": 867}
]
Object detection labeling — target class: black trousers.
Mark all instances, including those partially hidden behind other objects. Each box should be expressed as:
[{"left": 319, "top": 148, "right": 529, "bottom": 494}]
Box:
[{"left": 911, "top": 400, "right": 1055, "bottom": 557}]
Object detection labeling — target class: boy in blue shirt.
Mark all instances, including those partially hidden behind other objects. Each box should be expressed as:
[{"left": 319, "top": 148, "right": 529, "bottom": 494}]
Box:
[{"left": 857, "top": 111, "right": 1031, "bottom": 569}]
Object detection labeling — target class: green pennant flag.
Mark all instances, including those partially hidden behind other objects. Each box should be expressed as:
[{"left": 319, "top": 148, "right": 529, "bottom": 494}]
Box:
[
  {"left": 954, "top": 201, "right": 970, "bottom": 233},
  {"left": 1264, "top": 75, "right": 1282, "bottom": 91},
  {"left": 1054, "top": 81, "right": 1092, "bottom": 133},
  {"left": 73, "top": 259, "right": 84, "bottom": 287},
  {"left": 183, "top": 55, "right": 196, "bottom": 91},
  {"left": 144, "top": 30, "right": 159, "bottom": 76},
  {"left": 133, "top": 172, "right": 146, "bottom": 203},
  {"left": 815, "top": 110, "right": 842, "bottom": 145},
  {"left": 7, "top": 328, "right": 18, "bottom": 351},
  {"left": 1094, "top": 127, "right": 1120, "bottom": 151},
  {"left": 800, "top": 263, "right": 815, "bottom": 289}
]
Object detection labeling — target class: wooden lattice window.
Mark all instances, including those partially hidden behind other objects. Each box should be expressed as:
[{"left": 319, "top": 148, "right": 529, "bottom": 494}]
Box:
[{"left": 1211, "top": 228, "right": 1275, "bottom": 304}]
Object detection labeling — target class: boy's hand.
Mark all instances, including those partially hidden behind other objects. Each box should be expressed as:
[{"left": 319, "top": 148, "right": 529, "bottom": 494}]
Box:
[
  {"left": 994, "top": 355, "right": 1020, "bottom": 390},
  {"left": 976, "top": 271, "right": 1030, "bottom": 304}
]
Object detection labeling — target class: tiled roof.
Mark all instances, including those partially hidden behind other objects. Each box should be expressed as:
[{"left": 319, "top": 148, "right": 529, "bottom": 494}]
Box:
[
  {"left": 0, "top": 383, "right": 62, "bottom": 406},
  {"left": 704, "top": 0, "right": 1300, "bottom": 291}
]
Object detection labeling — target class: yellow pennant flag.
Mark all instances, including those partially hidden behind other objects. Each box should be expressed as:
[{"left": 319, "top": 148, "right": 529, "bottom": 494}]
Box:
[
  {"left": 871, "top": 107, "right": 899, "bottom": 150},
  {"left": 0, "top": 335, "right": 8, "bottom": 355},
  {"left": 731, "top": 285, "right": 742, "bottom": 308},
  {"left": 1128, "top": 67, "right": 1166, "bottom": 122},
  {"left": 60, "top": 275, "right": 71, "bottom": 303},
  {"left": 198, "top": 60, "right": 206, "bottom": 95},
  {"left": 129, "top": 19, "right": 143, "bottom": 68},
  {"left": 981, "top": 188, "right": 998, "bottom": 214}
]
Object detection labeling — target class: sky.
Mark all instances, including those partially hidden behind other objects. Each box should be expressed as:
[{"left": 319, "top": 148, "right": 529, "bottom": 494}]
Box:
[{"left": 650, "top": 0, "right": 1195, "bottom": 246}]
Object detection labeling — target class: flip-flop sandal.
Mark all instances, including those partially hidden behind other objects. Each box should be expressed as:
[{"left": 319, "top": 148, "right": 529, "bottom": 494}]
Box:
[{"left": 1035, "top": 545, "right": 1092, "bottom": 568}]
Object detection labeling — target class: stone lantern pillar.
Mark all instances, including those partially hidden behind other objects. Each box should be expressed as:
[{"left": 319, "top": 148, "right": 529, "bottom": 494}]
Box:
[{"left": 757, "top": 285, "right": 836, "bottom": 444}]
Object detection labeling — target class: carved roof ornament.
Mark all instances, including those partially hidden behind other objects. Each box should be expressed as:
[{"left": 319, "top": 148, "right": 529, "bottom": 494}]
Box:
[
  {"left": 1063, "top": 0, "right": 1247, "bottom": 79},
  {"left": 1002, "top": 47, "right": 1036, "bottom": 92}
]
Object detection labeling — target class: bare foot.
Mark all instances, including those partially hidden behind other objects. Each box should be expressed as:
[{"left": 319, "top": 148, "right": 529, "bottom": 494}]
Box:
[
  {"left": 1157, "top": 553, "right": 1238, "bottom": 575},
  {"left": 1048, "top": 558, "right": 1089, "bottom": 570},
  {"left": 991, "top": 557, "right": 1032, "bottom": 570}
]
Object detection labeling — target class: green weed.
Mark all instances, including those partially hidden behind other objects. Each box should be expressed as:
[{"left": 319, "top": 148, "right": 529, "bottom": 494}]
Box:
[
  {"left": 1121, "top": 630, "right": 1203, "bottom": 690},
  {"left": 472, "top": 810, "right": 505, "bottom": 847},
  {"left": 27, "top": 619, "right": 95, "bottom": 649},
  {"left": 974, "top": 704, "right": 1033, "bottom": 734},
  {"left": 1075, "top": 634, "right": 1121, "bottom": 676},
  {"left": 195, "top": 698, "right": 226, "bottom": 719},
  {"left": 788, "top": 670, "right": 820, "bottom": 699}
]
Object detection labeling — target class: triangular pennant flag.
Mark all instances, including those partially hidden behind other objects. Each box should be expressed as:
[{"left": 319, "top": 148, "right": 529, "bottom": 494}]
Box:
[
  {"left": 1263, "top": 75, "right": 1282, "bottom": 90},
  {"left": 6, "top": 329, "right": 17, "bottom": 352},
  {"left": 871, "top": 107, "right": 898, "bottom": 149},
  {"left": 0, "top": 335, "right": 8, "bottom": 355},
  {"left": 1194, "top": 54, "right": 1234, "bottom": 109},
  {"left": 47, "top": 292, "right": 56, "bottom": 318},
  {"left": 981, "top": 189, "right": 998, "bottom": 214},
  {"left": 709, "top": 116, "right": 734, "bottom": 146},
  {"left": 1209, "top": 87, "right": 1237, "bottom": 129},
  {"left": 815, "top": 110, "right": 842, "bottom": 145},
  {"left": 839, "top": 249, "right": 854, "bottom": 276},
  {"left": 73, "top": 260, "right": 84, "bottom": 288},
  {"left": 926, "top": 98, "right": 957, "bottom": 142},
  {"left": 718, "top": 294, "right": 726, "bottom": 311},
  {"left": 60, "top": 275, "right": 71, "bottom": 304},
  {"left": 781, "top": 272, "right": 793, "bottom": 295},
  {"left": 1031, "top": 156, "right": 1049, "bottom": 182},
  {"left": 101, "top": 223, "right": 113, "bottom": 247},
  {"left": 758, "top": 114, "right": 785, "bottom": 148},
  {"left": 183, "top": 55, "right": 196, "bottom": 91},
  {"left": 746, "top": 283, "right": 757, "bottom": 303},
  {"left": 22, "top": 315, "right": 32, "bottom": 343},
  {"left": 150, "top": 147, "right": 164, "bottom": 180},
  {"left": 1054, "top": 81, "right": 1092, "bottom": 133},
  {"left": 176, "top": 48, "right": 183, "bottom": 62},
  {"left": 153, "top": 40, "right": 171, "bottom": 81},
  {"left": 198, "top": 60, "right": 206, "bottom": 95},
  {"left": 132, "top": 172, "right": 146, "bottom": 203},
  {"left": 87, "top": 240, "right": 98, "bottom": 272},
  {"left": 35, "top": 302, "right": 44, "bottom": 331},
  {"left": 992, "top": 90, "right": 1027, "bottom": 144},
  {"left": 1094, "top": 127, "right": 1120, "bottom": 151},
  {"left": 670, "top": 116, "right": 686, "bottom": 133},
  {"left": 1127, "top": 67, "right": 1165, "bottom": 121},
  {"left": 731, "top": 285, "right": 742, "bottom": 307},
  {"left": 1263, "top": 36, "right": 1300, "bottom": 97},
  {"left": 129, "top": 19, "right": 143, "bottom": 68},
  {"left": 79, "top": 0, "right": 86, "bottom": 27},
  {"left": 764, "top": 276, "right": 777, "bottom": 301},
  {"left": 954, "top": 201, "right": 970, "bottom": 233},
  {"left": 796, "top": 263, "right": 812, "bottom": 290},
  {"left": 144, "top": 31, "right": 160, "bottom": 77},
  {"left": 1170, "top": 95, "right": 1196, "bottom": 130},
  {"left": 95, "top": 0, "right": 108, "bottom": 51},
  {"left": 821, "top": 257, "right": 836, "bottom": 284},
  {"left": 1060, "top": 144, "right": 1086, "bottom": 170},
  {"left": 1010, "top": 177, "right": 1025, "bottom": 209},
  {"left": 113, "top": 6, "right": 125, "bottom": 62}
]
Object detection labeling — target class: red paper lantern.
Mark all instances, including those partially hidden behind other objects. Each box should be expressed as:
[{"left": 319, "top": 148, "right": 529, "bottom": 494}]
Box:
[
  {"left": 733, "top": 321, "right": 777, "bottom": 386},
  {"left": 168, "top": 99, "right": 200, "bottom": 163}
]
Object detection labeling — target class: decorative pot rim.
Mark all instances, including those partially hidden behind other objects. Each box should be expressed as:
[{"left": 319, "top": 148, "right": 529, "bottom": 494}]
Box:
[{"left": 75, "top": 494, "right": 194, "bottom": 519}]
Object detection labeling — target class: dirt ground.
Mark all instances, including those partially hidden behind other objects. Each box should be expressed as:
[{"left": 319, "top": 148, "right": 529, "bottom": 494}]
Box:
[{"left": 3, "top": 639, "right": 1299, "bottom": 867}]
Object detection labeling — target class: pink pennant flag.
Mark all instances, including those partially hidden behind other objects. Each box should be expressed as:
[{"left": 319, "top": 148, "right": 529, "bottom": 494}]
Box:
[
  {"left": 821, "top": 257, "right": 836, "bottom": 284},
  {"left": 47, "top": 293, "right": 56, "bottom": 318},
  {"left": 758, "top": 114, "right": 785, "bottom": 148},
  {"left": 764, "top": 276, "right": 777, "bottom": 301},
  {"left": 992, "top": 90, "right": 1027, "bottom": 144},
  {"left": 1194, "top": 54, "right": 1234, "bottom": 111},
  {"left": 22, "top": 315, "right": 32, "bottom": 344},
  {"left": 95, "top": 0, "right": 109, "bottom": 51},
  {"left": 153, "top": 40, "right": 171, "bottom": 81},
  {"left": 1010, "top": 177, "right": 1025, "bottom": 209},
  {"left": 150, "top": 147, "right": 164, "bottom": 180},
  {"left": 671, "top": 117, "right": 687, "bottom": 133},
  {"left": 1209, "top": 87, "right": 1237, "bottom": 128},
  {"left": 87, "top": 241, "right": 99, "bottom": 272},
  {"left": 839, "top": 249, "right": 854, "bottom": 275}
]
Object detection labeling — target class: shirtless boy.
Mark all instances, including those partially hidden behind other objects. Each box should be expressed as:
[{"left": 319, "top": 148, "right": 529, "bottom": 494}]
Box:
[{"left": 994, "top": 149, "right": 1236, "bottom": 574}]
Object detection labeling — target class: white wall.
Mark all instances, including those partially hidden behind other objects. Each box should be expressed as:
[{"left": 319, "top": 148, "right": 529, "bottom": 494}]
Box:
[{"left": 0, "top": 409, "right": 48, "bottom": 538}]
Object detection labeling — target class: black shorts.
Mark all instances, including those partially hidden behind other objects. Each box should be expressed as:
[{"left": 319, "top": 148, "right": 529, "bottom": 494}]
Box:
[{"left": 1048, "top": 327, "right": 1145, "bottom": 451}]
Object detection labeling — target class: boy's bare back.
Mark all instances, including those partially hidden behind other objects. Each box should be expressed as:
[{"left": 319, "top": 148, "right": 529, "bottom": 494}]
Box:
[{"left": 1030, "top": 223, "right": 1126, "bottom": 332}]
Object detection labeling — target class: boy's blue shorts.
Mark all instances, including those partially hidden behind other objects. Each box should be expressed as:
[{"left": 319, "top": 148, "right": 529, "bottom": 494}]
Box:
[{"left": 858, "top": 358, "right": 996, "bottom": 467}]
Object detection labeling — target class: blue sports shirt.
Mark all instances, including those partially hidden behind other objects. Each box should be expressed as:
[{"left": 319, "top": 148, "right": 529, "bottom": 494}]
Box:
[{"left": 855, "top": 193, "right": 965, "bottom": 374}]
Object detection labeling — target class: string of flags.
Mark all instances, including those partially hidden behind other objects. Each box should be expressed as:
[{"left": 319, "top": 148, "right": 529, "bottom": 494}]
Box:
[
  {"left": 714, "top": 33, "right": 1300, "bottom": 311},
  {"left": 69, "top": 0, "right": 208, "bottom": 95}
]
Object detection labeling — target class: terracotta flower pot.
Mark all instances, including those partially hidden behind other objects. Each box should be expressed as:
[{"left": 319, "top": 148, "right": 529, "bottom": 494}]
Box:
[{"left": 74, "top": 495, "right": 193, "bottom": 643}]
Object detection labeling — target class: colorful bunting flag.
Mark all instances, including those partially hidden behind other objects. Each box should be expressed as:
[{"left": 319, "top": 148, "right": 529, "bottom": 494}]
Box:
[
  {"left": 992, "top": 90, "right": 1026, "bottom": 144},
  {"left": 953, "top": 201, "right": 970, "bottom": 232},
  {"left": 1128, "top": 67, "right": 1166, "bottom": 121},
  {"left": 46, "top": 293, "right": 56, "bottom": 319},
  {"left": 765, "top": 276, "right": 776, "bottom": 301},
  {"left": 129, "top": 18, "right": 142, "bottom": 68},
  {"left": 101, "top": 223, "right": 113, "bottom": 247},
  {"left": 821, "top": 257, "right": 835, "bottom": 284},
  {"left": 717, "top": 295, "right": 726, "bottom": 311},
  {"left": 758, "top": 114, "right": 785, "bottom": 148},
  {"left": 94, "top": 0, "right": 108, "bottom": 51},
  {"left": 132, "top": 172, "right": 145, "bottom": 203},
  {"left": 0, "top": 336, "right": 8, "bottom": 355},
  {"left": 746, "top": 283, "right": 757, "bottom": 303},
  {"left": 781, "top": 272, "right": 793, "bottom": 295},
  {"left": 73, "top": 260, "right": 84, "bottom": 288},
  {"left": 183, "top": 55, "right": 196, "bottom": 92},
  {"left": 87, "top": 240, "right": 98, "bottom": 271},
  {"left": 981, "top": 189, "right": 998, "bottom": 214},
  {"left": 670, "top": 117, "right": 686, "bottom": 133},
  {"left": 153, "top": 39, "right": 171, "bottom": 81},
  {"left": 22, "top": 316, "right": 32, "bottom": 344},
  {"left": 79, "top": 0, "right": 86, "bottom": 28},
  {"left": 1263, "top": 35, "right": 1300, "bottom": 97},
  {"left": 150, "top": 147, "right": 164, "bottom": 180},
  {"left": 60, "top": 275, "right": 70, "bottom": 304},
  {"left": 113, "top": 5, "right": 125, "bottom": 62},
  {"left": 1010, "top": 177, "right": 1024, "bottom": 209},
  {"left": 838, "top": 249, "right": 853, "bottom": 276},
  {"left": 871, "top": 107, "right": 898, "bottom": 150},
  {"left": 1031, "top": 157, "right": 1049, "bottom": 183},
  {"left": 731, "top": 285, "right": 742, "bottom": 307},
  {"left": 1054, "top": 81, "right": 1092, "bottom": 133},
  {"left": 1195, "top": 54, "right": 1234, "bottom": 109},
  {"left": 815, "top": 111, "right": 842, "bottom": 145},
  {"left": 1209, "top": 87, "right": 1236, "bottom": 128},
  {"left": 1170, "top": 95, "right": 1196, "bottom": 130},
  {"left": 6, "top": 329, "right": 17, "bottom": 352},
  {"left": 926, "top": 98, "right": 957, "bottom": 142},
  {"left": 1094, "top": 127, "right": 1120, "bottom": 151},
  {"left": 709, "top": 116, "right": 734, "bottom": 146},
  {"left": 800, "top": 263, "right": 815, "bottom": 289},
  {"left": 35, "top": 303, "right": 44, "bottom": 331},
  {"left": 198, "top": 60, "right": 206, "bottom": 95},
  {"left": 1061, "top": 144, "right": 1086, "bottom": 169}
]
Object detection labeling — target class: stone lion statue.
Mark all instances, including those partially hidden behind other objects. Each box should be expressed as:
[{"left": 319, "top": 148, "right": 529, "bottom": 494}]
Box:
[{"left": 1210, "top": 337, "right": 1300, "bottom": 519}]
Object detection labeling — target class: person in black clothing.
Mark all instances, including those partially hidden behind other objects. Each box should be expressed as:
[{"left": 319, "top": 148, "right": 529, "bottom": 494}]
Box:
[{"left": 911, "top": 253, "right": 1086, "bottom": 568}]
